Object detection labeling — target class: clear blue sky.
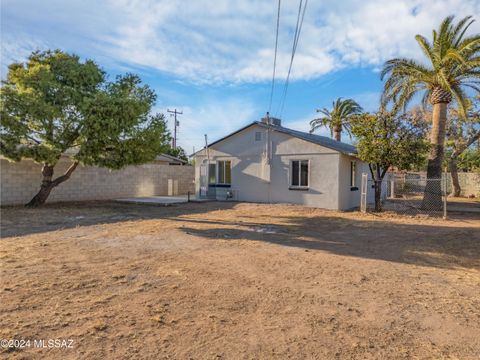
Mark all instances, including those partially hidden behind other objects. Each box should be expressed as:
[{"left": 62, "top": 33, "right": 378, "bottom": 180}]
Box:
[{"left": 2, "top": 0, "right": 479, "bottom": 153}]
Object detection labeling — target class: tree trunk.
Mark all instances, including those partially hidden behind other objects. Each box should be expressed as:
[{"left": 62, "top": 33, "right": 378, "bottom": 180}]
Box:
[
  {"left": 422, "top": 96, "right": 448, "bottom": 210},
  {"left": 449, "top": 157, "right": 461, "bottom": 197},
  {"left": 374, "top": 180, "right": 382, "bottom": 212},
  {"left": 333, "top": 125, "right": 342, "bottom": 142},
  {"left": 26, "top": 161, "right": 79, "bottom": 207},
  {"left": 26, "top": 164, "right": 55, "bottom": 207},
  {"left": 448, "top": 129, "right": 480, "bottom": 197}
]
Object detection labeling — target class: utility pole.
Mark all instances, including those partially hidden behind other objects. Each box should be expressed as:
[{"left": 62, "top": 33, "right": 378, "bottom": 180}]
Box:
[
  {"left": 204, "top": 134, "right": 210, "bottom": 198},
  {"left": 167, "top": 109, "right": 182, "bottom": 149}
]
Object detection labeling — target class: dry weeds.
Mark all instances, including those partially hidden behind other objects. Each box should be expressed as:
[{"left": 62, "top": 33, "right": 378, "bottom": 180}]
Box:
[{"left": 1, "top": 201, "right": 479, "bottom": 359}]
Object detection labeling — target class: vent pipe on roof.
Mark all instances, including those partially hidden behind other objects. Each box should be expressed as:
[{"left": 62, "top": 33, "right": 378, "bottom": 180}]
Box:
[{"left": 261, "top": 112, "right": 281, "bottom": 126}]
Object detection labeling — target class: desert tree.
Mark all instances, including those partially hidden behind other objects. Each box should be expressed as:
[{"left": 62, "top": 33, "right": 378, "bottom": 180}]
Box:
[
  {"left": 351, "top": 111, "right": 429, "bottom": 211},
  {"left": 446, "top": 96, "right": 480, "bottom": 196},
  {"left": 310, "top": 98, "right": 363, "bottom": 141},
  {"left": 0, "top": 50, "right": 171, "bottom": 206},
  {"left": 381, "top": 15, "right": 480, "bottom": 208},
  {"left": 166, "top": 146, "right": 188, "bottom": 162}
]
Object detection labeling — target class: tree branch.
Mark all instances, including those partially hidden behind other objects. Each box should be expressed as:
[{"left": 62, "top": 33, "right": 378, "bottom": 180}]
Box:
[
  {"left": 52, "top": 161, "right": 79, "bottom": 186},
  {"left": 26, "top": 135, "right": 42, "bottom": 144},
  {"left": 368, "top": 163, "right": 376, "bottom": 180},
  {"left": 380, "top": 166, "right": 389, "bottom": 180},
  {"left": 451, "top": 129, "right": 480, "bottom": 159}
]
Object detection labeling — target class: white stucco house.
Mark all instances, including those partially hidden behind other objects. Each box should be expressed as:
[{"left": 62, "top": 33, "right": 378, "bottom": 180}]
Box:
[{"left": 193, "top": 117, "right": 371, "bottom": 211}]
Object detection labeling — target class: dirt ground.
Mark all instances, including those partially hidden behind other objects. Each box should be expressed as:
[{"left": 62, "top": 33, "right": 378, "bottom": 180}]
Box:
[{"left": 1, "top": 201, "right": 479, "bottom": 359}]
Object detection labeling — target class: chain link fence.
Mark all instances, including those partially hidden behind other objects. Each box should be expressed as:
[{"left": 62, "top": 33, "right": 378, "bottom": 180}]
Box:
[{"left": 361, "top": 173, "right": 448, "bottom": 218}]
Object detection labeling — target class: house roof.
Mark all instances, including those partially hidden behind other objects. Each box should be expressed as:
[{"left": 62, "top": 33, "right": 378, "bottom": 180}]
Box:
[
  {"left": 155, "top": 153, "right": 188, "bottom": 164},
  {"left": 193, "top": 121, "right": 357, "bottom": 156}
]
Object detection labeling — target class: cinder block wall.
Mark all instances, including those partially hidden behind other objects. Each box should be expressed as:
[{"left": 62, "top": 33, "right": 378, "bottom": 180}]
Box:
[
  {"left": 0, "top": 158, "right": 195, "bottom": 206},
  {"left": 454, "top": 172, "right": 480, "bottom": 197}
]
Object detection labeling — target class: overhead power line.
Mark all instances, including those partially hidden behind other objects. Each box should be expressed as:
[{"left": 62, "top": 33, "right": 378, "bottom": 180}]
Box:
[
  {"left": 268, "top": 0, "right": 281, "bottom": 113},
  {"left": 276, "top": 0, "right": 308, "bottom": 119}
]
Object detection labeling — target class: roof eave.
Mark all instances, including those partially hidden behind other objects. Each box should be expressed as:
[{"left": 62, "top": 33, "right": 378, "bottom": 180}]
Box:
[{"left": 191, "top": 121, "right": 358, "bottom": 156}]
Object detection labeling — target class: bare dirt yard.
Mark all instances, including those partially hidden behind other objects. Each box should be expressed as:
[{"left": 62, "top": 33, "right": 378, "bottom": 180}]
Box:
[{"left": 1, "top": 201, "right": 479, "bottom": 359}]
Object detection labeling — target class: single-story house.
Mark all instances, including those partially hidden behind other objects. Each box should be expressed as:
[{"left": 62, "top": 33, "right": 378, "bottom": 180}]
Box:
[{"left": 192, "top": 116, "right": 371, "bottom": 211}]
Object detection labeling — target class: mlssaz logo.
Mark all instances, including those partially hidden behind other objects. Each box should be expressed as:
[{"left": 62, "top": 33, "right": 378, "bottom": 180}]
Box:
[{"left": 34, "top": 339, "right": 74, "bottom": 349}]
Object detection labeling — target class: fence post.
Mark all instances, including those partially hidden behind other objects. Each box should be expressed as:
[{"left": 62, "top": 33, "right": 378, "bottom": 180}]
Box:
[
  {"left": 360, "top": 173, "right": 368, "bottom": 213},
  {"left": 443, "top": 172, "right": 448, "bottom": 220},
  {"left": 389, "top": 174, "right": 395, "bottom": 199}
]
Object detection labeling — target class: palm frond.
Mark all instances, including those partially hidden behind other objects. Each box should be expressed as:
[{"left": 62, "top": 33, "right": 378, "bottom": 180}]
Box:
[
  {"left": 310, "top": 97, "right": 363, "bottom": 138},
  {"left": 415, "top": 35, "right": 437, "bottom": 66},
  {"left": 453, "top": 16, "right": 475, "bottom": 47},
  {"left": 450, "top": 84, "right": 469, "bottom": 118},
  {"left": 381, "top": 15, "right": 479, "bottom": 111}
]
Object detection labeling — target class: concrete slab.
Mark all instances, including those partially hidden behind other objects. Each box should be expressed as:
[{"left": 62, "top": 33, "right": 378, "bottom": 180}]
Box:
[{"left": 115, "top": 195, "right": 210, "bottom": 206}]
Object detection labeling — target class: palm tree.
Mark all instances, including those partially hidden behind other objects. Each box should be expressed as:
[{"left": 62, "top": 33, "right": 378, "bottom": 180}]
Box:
[
  {"left": 310, "top": 98, "right": 363, "bottom": 141},
  {"left": 381, "top": 15, "right": 480, "bottom": 208}
]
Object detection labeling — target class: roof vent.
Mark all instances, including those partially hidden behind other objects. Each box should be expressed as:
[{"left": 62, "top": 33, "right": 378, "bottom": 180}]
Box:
[{"left": 261, "top": 112, "right": 281, "bottom": 126}]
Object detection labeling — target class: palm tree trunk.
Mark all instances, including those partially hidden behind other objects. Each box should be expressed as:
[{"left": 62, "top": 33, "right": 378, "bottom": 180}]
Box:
[
  {"left": 333, "top": 125, "right": 341, "bottom": 142},
  {"left": 422, "top": 100, "right": 448, "bottom": 210}
]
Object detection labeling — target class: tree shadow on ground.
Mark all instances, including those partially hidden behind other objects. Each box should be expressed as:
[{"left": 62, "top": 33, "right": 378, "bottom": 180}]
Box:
[
  {"left": 176, "top": 214, "right": 480, "bottom": 271},
  {"left": 2, "top": 201, "right": 479, "bottom": 271},
  {"left": 0, "top": 200, "right": 238, "bottom": 238}
]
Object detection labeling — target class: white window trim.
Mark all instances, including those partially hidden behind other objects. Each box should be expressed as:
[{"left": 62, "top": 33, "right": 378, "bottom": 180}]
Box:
[
  {"left": 289, "top": 159, "right": 310, "bottom": 188},
  {"left": 216, "top": 160, "right": 232, "bottom": 185}
]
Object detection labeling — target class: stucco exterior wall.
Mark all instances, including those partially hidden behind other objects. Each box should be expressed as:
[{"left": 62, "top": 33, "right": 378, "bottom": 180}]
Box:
[
  {"left": 195, "top": 124, "right": 368, "bottom": 210},
  {"left": 1, "top": 158, "right": 195, "bottom": 206},
  {"left": 337, "top": 154, "right": 372, "bottom": 210}
]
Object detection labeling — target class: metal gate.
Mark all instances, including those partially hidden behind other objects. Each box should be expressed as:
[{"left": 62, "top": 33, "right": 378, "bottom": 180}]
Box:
[{"left": 360, "top": 172, "right": 448, "bottom": 218}]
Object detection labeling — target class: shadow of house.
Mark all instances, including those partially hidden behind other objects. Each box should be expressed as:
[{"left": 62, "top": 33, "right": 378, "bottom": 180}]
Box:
[
  {"left": 176, "top": 214, "right": 480, "bottom": 271},
  {"left": 2, "top": 201, "right": 479, "bottom": 272}
]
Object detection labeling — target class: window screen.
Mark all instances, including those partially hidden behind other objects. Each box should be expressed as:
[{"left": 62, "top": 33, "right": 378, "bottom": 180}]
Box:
[
  {"left": 350, "top": 161, "right": 356, "bottom": 187},
  {"left": 225, "top": 161, "right": 231, "bottom": 184},
  {"left": 291, "top": 160, "right": 308, "bottom": 187},
  {"left": 218, "top": 161, "right": 225, "bottom": 183},
  {"left": 292, "top": 161, "right": 299, "bottom": 186},
  {"left": 300, "top": 160, "right": 308, "bottom": 186},
  {"left": 255, "top": 132, "right": 262, "bottom": 141},
  {"left": 217, "top": 160, "right": 231, "bottom": 184},
  {"left": 208, "top": 164, "right": 216, "bottom": 184}
]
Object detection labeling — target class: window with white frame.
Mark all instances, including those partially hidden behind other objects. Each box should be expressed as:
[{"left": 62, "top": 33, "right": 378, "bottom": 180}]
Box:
[
  {"left": 208, "top": 163, "right": 216, "bottom": 184},
  {"left": 291, "top": 160, "right": 309, "bottom": 187},
  {"left": 350, "top": 161, "right": 356, "bottom": 187},
  {"left": 217, "top": 160, "right": 231, "bottom": 185}
]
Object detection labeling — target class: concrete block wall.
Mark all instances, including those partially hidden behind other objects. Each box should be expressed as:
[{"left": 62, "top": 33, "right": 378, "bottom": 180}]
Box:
[
  {"left": 0, "top": 158, "right": 195, "bottom": 206},
  {"left": 454, "top": 172, "right": 480, "bottom": 197}
]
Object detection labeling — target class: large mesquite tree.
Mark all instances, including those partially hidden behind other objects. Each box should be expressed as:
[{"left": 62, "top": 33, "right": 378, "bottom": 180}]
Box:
[
  {"left": 351, "top": 111, "right": 429, "bottom": 211},
  {"left": 0, "top": 50, "right": 171, "bottom": 206}
]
